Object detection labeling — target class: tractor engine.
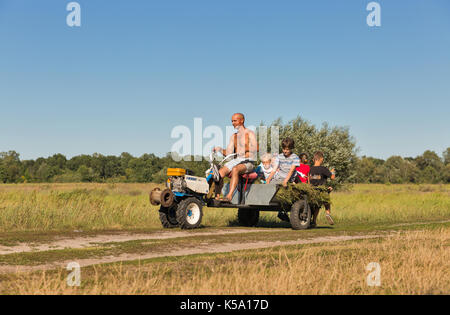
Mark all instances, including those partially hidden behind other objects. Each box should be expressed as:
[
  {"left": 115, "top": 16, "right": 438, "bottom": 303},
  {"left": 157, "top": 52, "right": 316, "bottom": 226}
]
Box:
[
  {"left": 169, "top": 176, "right": 187, "bottom": 193},
  {"left": 167, "top": 168, "right": 188, "bottom": 193},
  {"left": 166, "top": 168, "right": 209, "bottom": 195},
  {"left": 149, "top": 168, "right": 209, "bottom": 207}
]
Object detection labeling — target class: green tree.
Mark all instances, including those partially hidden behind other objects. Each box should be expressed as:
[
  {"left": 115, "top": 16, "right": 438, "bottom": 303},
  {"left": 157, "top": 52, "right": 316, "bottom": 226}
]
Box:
[
  {"left": 419, "top": 166, "right": 441, "bottom": 184},
  {"left": 354, "top": 156, "right": 386, "bottom": 183},
  {"left": 415, "top": 151, "right": 444, "bottom": 171},
  {"left": 443, "top": 147, "right": 450, "bottom": 165},
  {"left": 383, "top": 156, "right": 419, "bottom": 184},
  {"left": 0, "top": 151, "right": 22, "bottom": 183},
  {"left": 77, "top": 165, "right": 94, "bottom": 182},
  {"left": 151, "top": 168, "right": 168, "bottom": 184},
  {"left": 21, "top": 160, "right": 35, "bottom": 182},
  {"left": 444, "top": 164, "right": 450, "bottom": 183},
  {"left": 104, "top": 156, "right": 123, "bottom": 179},
  {"left": 67, "top": 155, "right": 93, "bottom": 172},
  {"left": 47, "top": 154, "right": 67, "bottom": 170},
  {"left": 36, "top": 162, "right": 54, "bottom": 182},
  {"left": 53, "top": 170, "right": 83, "bottom": 183},
  {"left": 415, "top": 150, "right": 444, "bottom": 183},
  {"left": 0, "top": 162, "right": 6, "bottom": 183}
]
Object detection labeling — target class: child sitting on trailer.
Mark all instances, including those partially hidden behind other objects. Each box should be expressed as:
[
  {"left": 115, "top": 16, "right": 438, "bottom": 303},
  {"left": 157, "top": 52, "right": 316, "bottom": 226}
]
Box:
[
  {"left": 255, "top": 153, "right": 279, "bottom": 183},
  {"left": 295, "top": 153, "right": 310, "bottom": 183}
]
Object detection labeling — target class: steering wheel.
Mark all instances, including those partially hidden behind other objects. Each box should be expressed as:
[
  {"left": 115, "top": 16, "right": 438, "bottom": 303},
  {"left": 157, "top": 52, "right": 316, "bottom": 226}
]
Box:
[{"left": 210, "top": 151, "right": 237, "bottom": 166}]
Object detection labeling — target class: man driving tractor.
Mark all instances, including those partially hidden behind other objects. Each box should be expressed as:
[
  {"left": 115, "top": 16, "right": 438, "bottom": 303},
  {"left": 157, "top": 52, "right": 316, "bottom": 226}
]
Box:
[{"left": 213, "top": 113, "right": 258, "bottom": 202}]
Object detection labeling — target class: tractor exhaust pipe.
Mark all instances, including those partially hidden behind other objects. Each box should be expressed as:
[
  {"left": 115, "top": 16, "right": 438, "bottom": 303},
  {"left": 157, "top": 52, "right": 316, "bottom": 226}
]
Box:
[
  {"left": 149, "top": 188, "right": 162, "bottom": 206},
  {"left": 149, "top": 188, "right": 174, "bottom": 208}
]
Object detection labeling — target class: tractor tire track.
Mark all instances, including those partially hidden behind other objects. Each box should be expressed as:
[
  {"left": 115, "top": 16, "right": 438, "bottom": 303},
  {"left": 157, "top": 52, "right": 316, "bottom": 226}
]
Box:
[
  {"left": 0, "top": 228, "right": 283, "bottom": 255},
  {"left": 0, "top": 234, "right": 386, "bottom": 274}
]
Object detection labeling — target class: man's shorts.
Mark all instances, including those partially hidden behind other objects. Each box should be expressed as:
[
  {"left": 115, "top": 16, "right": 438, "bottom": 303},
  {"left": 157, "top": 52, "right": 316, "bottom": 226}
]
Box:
[{"left": 224, "top": 158, "right": 255, "bottom": 173}]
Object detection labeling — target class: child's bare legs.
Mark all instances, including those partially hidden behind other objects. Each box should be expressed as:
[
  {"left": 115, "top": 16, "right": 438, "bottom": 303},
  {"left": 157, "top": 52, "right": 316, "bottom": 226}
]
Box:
[
  {"left": 325, "top": 187, "right": 334, "bottom": 225},
  {"left": 311, "top": 206, "right": 334, "bottom": 227},
  {"left": 324, "top": 203, "right": 334, "bottom": 225},
  {"left": 311, "top": 207, "right": 320, "bottom": 227}
]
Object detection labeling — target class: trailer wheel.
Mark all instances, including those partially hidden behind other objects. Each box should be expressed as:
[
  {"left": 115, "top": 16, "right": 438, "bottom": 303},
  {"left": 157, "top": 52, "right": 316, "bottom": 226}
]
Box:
[
  {"left": 176, "top": 197, "right": 203, "bottom": 229},
  {"left": 237, "top": 209, "right": 260, "bottom": 227},
  {"left": 290, "top": 199, "right": 311, "bottom": 230},
  {"left": 159, "top": 205, "right": 179, "bottom": 228}
]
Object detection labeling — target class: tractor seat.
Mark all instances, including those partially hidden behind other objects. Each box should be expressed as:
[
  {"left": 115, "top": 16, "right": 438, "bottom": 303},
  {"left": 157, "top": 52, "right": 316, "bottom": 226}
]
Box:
[
  {"left": 226, "top": 171, "right": 258, "bottom": 180},
  {"left": 241, "top": 172, "right": 258, "bottom": 180}
]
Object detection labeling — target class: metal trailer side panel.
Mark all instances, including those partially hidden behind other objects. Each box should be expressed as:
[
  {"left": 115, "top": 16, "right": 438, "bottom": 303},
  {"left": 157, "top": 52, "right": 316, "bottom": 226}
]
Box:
[
  {"left": 223, "top": 183, "right": 279, "bottom": 206},
  {"left": 244, "top": 183, "right": 279, "bottom": 206}
]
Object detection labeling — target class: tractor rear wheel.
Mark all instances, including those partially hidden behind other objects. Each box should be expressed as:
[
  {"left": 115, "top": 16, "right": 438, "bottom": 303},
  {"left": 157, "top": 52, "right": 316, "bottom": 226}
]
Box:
[
  {"left": 290, "top": 199, "right": 311, "bottom": 230},
  {"left": 237, "top": 209, "right": 260, "bottom": 227},
  {"left": 159, "top": 204, "right": 179, "bottom": 228}
]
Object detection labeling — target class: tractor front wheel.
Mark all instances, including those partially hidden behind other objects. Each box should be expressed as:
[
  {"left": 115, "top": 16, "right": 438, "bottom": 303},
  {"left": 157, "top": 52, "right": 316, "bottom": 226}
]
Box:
[{"left": 176, "top": 197, "right": 204, "bottom": 229}]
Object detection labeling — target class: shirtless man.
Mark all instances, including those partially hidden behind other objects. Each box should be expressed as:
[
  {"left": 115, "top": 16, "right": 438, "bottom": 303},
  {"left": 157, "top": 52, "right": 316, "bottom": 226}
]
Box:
[{"left": 213, "top": 113, "right": 258, "bottom": 202}]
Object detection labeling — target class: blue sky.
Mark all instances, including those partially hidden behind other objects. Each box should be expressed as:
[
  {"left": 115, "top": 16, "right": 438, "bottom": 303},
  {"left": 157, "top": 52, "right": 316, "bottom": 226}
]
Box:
[{"left": 0, "top": 0, "right": 449, "bottom": 160}]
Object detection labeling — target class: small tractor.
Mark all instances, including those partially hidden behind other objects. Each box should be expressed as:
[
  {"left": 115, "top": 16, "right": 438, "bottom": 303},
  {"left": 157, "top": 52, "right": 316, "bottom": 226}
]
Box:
[{"left": 149, "top": 153, "right": 312, "bottom": 230}]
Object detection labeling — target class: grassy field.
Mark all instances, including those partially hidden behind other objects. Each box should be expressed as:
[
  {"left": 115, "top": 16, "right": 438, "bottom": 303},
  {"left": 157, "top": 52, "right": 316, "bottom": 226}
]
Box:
[
  {"left": 0, "top": 183, "right": 448, "bottom": 295},
  {"left": 0, "top": 183, "right": 448, "bottom": 233}
]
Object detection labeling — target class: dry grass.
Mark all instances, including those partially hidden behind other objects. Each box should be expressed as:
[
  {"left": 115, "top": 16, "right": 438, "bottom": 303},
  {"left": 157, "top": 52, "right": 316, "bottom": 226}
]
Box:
[{"left": 1, "top": 227, "right": 448, "bottom": 295}]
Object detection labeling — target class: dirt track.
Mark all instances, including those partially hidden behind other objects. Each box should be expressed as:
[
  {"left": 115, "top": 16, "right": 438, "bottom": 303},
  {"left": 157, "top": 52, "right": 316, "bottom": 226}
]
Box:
[
  {"left": 0, "top": 228, "right": 271, "bottom": 255},
  {"left": 2, "top": 219, "right": 443, "bottom": 256},
  {"left": 1, "top": 219, "right": 448, "bottom": 274},
  {"left": 0, "top": 233, "right": 387, "bottom": 274}
]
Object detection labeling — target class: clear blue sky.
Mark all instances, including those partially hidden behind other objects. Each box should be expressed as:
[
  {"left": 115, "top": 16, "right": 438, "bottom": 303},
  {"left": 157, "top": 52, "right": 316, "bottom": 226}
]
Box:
[{"left": 1, "top": 0, "right": 449, "bottom": 160}]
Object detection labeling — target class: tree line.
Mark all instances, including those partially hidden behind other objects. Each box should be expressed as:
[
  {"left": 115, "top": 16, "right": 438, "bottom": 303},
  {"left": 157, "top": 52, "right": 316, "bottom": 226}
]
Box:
[
  {"left": 0, "top": 151, "right": 210, "bottom": 184},
  {"left": 354, "top": 150, "right": 450, "bottom": 184},
  {"left": 1, "top": 149, "right": 448, "bottom": 185},
  {"left": 0, "top": 117, "right": 448, "bottom": 184}
]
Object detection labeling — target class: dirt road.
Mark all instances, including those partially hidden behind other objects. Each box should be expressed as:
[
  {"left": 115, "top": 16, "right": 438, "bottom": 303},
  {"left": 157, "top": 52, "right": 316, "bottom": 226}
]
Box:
[
  {"left": 0, "top": 228, "right": 272, "bottom": 255},
  {"left": 0, "top": 232, "right": 387, "bottom": 274}
]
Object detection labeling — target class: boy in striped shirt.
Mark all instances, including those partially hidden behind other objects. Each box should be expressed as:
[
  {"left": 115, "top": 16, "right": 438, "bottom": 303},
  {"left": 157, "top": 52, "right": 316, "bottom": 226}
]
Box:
[{"left": 267, "top": 138, "right": 300, "bottom": 187}]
